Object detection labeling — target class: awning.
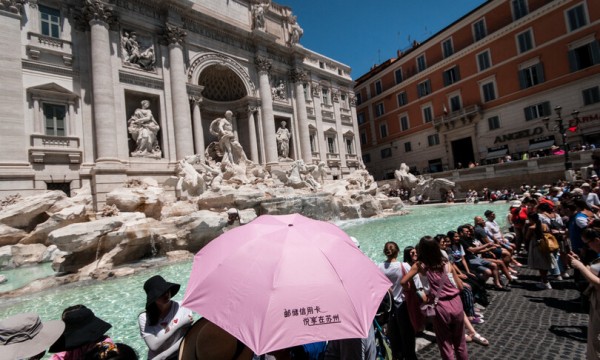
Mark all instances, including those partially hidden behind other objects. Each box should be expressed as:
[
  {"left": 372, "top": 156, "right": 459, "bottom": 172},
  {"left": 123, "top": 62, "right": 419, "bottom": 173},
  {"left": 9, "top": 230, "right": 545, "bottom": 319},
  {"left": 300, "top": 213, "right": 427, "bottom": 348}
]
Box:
[
  {"left": 486, "top": 148, "right": 508, "bottom": 160},
  {"left": 528, "top": 140, "right": 555, "bottom": 152}
]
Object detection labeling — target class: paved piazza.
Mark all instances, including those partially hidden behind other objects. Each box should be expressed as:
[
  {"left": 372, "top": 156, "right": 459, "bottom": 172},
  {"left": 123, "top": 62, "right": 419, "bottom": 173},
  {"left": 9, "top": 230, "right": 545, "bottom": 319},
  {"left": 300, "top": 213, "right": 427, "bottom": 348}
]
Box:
[{"left": 417, "top": 257, "right": 588, "bottom": 359}]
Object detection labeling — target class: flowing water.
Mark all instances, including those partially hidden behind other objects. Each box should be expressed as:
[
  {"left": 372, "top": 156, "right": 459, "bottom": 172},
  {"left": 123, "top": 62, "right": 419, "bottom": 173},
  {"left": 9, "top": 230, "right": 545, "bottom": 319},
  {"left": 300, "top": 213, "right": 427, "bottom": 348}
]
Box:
[{"left": 0, "top": 202, "right": 509, "bottom": 356}]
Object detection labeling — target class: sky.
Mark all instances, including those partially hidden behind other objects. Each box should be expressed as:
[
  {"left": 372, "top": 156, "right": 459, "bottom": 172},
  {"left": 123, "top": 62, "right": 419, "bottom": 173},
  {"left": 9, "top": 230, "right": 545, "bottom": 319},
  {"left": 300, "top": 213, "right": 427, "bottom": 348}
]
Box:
[{"left": 277, "top": 0, "right": 487, "bottom": 79}]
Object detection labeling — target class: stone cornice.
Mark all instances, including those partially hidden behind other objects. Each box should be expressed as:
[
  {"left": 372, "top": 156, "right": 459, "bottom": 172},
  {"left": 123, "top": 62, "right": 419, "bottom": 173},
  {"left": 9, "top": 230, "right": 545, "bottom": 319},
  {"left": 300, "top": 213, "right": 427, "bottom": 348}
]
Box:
[
  {"left": 0, "top": 0, "right": 27, "bottom": 15},
  {"left": 22, "top": 60, "right": 79, "bottom": 77},
  {"left": 118, "top": 71, "right": 164, "bottom": 89}
]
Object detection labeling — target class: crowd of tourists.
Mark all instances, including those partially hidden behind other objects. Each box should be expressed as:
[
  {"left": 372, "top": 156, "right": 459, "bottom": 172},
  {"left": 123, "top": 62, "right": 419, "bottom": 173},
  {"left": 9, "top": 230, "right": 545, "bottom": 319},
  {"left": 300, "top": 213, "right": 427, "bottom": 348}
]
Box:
[{"left": 3, "top": 178, "right": 600, "bottom": 360}]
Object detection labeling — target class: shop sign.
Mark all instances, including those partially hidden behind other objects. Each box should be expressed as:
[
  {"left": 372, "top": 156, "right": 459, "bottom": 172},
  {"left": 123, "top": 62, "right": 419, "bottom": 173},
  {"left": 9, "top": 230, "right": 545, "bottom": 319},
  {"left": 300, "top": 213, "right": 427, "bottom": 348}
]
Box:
[
  {"left": 494, "top": 126, "right": 543, "bottom": 144},
  {"left": 573, "top": 113, "right": 600, "bottom": 125}
]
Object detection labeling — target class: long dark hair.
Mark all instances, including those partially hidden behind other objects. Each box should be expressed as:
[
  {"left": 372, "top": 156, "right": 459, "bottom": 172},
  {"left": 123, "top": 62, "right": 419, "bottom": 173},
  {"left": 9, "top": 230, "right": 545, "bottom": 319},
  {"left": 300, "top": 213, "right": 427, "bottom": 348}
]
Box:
[
  {"left": 528, "top": 212, "right": 544, "bottom": 239},
  {"left": 146, "top": 302, "right": 161, "bottom": 326},
  {"left": 403, "top": 246, "right": 415, "bottom": 264},
  {"left": 417, "top": 236, "right": 445, "bottom": 271},
  {"left": 383, "top": 241, "right": 400, "bottom": 257}
]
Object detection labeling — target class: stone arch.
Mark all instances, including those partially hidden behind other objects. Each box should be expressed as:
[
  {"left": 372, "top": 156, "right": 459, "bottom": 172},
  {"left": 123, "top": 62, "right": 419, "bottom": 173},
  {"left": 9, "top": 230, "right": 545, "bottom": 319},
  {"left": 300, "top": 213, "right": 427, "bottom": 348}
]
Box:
[{"left": 187, "top": 53, "right": 256, "bottom": 99}]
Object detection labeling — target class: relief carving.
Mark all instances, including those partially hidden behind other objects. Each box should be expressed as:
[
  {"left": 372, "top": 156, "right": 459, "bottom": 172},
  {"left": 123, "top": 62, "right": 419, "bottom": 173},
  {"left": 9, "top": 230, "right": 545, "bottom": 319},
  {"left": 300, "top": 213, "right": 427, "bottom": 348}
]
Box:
[
  {"left": 121, "top": 30, "right": 156, "bottom": 71},
  {"left": 82, "top": 0, "right": 117, "bottom": 25},
  {"left": 254, "top": 55, "right": 272, "bottom": 72}
]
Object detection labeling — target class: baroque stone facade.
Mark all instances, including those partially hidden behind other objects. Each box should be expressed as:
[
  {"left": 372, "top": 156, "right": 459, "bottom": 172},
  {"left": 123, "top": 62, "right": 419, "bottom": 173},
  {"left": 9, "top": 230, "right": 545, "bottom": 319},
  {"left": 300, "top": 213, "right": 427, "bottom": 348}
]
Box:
[{"left": 0, "top": 0, "right": 360, "bottom": 207}]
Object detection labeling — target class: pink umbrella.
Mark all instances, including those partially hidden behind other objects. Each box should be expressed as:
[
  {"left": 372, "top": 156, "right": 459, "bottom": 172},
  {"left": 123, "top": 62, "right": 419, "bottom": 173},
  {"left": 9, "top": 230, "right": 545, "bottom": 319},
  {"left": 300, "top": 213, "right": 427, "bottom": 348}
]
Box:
[{"left": 181, "top": 213, "right": 392, "bottom": 355}]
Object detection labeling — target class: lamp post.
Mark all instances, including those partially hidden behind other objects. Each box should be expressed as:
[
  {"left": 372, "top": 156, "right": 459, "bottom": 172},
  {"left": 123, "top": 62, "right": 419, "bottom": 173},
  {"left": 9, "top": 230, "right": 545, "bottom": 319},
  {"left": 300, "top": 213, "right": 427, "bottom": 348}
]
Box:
[{"left": 542, "top": 105, "right": 580, "bottom": 170}]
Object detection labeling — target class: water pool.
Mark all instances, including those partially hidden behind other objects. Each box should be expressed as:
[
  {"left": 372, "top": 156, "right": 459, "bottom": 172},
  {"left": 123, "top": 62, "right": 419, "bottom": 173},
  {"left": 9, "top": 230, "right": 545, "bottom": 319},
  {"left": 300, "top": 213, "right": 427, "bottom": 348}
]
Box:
[{"left": 0, "top": 202, "right": 509, "bottom": 356}]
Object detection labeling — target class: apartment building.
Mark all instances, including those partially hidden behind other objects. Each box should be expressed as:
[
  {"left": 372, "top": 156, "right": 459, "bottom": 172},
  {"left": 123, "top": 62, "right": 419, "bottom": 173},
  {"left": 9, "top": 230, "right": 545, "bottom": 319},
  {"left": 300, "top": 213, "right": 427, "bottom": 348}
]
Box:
[{"left": 355, "top": 0, "right": 600, "bottom": 180}]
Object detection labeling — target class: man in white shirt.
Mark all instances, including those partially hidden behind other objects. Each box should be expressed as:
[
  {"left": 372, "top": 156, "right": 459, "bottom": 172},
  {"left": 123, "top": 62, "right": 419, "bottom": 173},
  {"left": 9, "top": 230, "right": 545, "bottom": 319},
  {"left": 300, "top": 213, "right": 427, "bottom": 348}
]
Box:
[{"left": 581, "top": 183, "right": 600, "bottom": 211}]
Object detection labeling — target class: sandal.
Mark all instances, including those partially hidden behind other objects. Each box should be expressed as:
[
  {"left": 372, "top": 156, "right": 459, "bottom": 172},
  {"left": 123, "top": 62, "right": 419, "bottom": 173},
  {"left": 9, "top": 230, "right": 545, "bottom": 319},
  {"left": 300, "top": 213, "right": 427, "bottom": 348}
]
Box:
[
  {"left": 471, "top": 333, "right": 489, "bottom": 346},
  {"left": 465, "top": 333, "right": 473, "bottom": 343}
]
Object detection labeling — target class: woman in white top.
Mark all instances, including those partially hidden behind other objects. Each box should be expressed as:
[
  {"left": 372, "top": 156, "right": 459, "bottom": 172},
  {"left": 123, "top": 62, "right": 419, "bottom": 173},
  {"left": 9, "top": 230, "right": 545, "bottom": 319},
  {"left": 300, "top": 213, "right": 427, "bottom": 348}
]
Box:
[
  {"left": 139, "top": 275, "right": 194, "bottom": 360},
  {"left": 378, "top": 241, "right": 419, "bottom": 360}
]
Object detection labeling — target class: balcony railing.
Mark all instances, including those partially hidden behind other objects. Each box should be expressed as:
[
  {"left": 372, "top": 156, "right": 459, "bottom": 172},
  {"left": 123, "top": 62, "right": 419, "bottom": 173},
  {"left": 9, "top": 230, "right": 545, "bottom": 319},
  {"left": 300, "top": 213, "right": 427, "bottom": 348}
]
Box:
[
  {"left": 433, "top": 104, "right": 481, "bottom": 130},
  {"left": 27, "top": 32, "right": 73, "bottom": 66},
  {"left": 29, "top": 134, "right": 81, "bottom": 163}
]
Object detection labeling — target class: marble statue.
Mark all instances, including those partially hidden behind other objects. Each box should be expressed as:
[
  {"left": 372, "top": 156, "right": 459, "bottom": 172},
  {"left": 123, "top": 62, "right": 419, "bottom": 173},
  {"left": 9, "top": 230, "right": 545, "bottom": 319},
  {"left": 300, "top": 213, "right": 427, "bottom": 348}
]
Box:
[
  {"left": 121, "top": 31, "right": 155, "bottom": 71},
  {"left": 276, "top": 121, "right": 291, "bottom": 160},
  {"left": 288, "top": 15, "right": 303, "bottom": 45},
  {"left": 251, "top": 2, "right": 269, "bottom": 30},
  {"left": 208, "top": 111, "right": 249, "bottom": 166},
  {"left": 394, "top": 163, "right": 455, "bottom": 202},
  {"left": 128, "top": 100, "right": 161, "bottom": 158},
  {"left": 271, "top": 80, "right": 286, "bottom": 101}
]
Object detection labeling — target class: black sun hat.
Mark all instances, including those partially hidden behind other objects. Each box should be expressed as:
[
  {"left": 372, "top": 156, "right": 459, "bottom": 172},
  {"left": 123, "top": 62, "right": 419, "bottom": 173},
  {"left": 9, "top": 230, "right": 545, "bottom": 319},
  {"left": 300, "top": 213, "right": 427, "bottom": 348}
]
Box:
[
  {"left": 49, "top": 305, "right": 112, "bottom": 352},
  {"left": 144, "top": 275, "right": 181, "bottom": 309}
]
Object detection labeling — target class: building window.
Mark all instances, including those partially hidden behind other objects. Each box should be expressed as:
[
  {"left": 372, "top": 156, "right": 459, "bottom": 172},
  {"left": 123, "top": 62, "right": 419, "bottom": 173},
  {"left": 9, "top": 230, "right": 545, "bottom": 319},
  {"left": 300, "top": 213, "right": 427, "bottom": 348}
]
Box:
[
  {"left": 400, "top": 115, "right": 409, "bottom": 131},
  {"left": 360, "top": 132, "right": 367, "bottom": 146},
  {"left": 428, "top": 134, "right": 440, "bottom": 146},
  {"left": 519, "top": 63, "right": 545, "bottom": 89},
  {"left": 40, "top": 5, "right": 61, "bottom": 38},
  {"left": 566, "top": 3, "right": 588, "bottom": 32},
  {"left": 516, "top": 29, "right": 534, "bottom": 53},
  {"left": 417, "top": 54, "right": 427, "bottom": 72},
  {"left": 319, "top": 61, "right": 325, "bottom": 69},
  {"left": 346, "top": 138, "right": 354, "bottom": 154},
  {"left": 449, "top": 95, "right": 461, "bottom": 112},
  {"left": 422, "top": 106, "right": 433, "bottom": 123},
  {"left": 327, "top": 136, "right": 336, "bottom": 153},
  {"left": 443, "top": 66, "right": 460, "bottom": 86},
  {"left": 355, "top": 93, "right": 362, "bottom": 105},
  {"left": 381, "top": 148, "right": 392, "bottom": 159},
  {"left": 512, "top": 0, "right": 528, "bottom": 20},
  {"left": 488, "top": 116, "right": 500, "bottom": 130},
  {"left": 395, "top": 69, "right": 403, "bottom": 84},
  {"left": 417, "top": 79, "right": 431, "bottom": 98},
  {"left": 357, "top": 113, "right": 365, "bottom": 125},
  {"left": 43, "top": 103, "right": 66, "bottom": 136},
  {"left": 473, "top": 19, "right": 487, "bottom": 41},
  {"left": 481, "top": 81, "right": 497, "bottom": 102},
  {"left": 477, "top": 50, "right": 491, "bottom": 72},
  {"left": 568, "top": 40, "right": 600, "bottom": 72},
  {"left": 524, "top": 101, "right": 551, "bottom": 121},
  {"left": 375, "top": 80, "right": 383, "bottom": 95},
  {"left": 583, "top": 86, "right": 600, "bottom": 106},
  {"left": 362, "top": 153, "right": 371, "bottom": 163},
  {"left": 397, "top": 92, "right": 408, "bottom": 107},
  {"left": 442, "top": 38, "right": 454, "bottom": 58},
  {"left": 404, "top": 142, "right": 412, "bottom": 152},
  {"left": 380, "top": 123, "right": 388, "bottom": 138},
  {"left": 375, "top": 102, "right": 385, "bottom": 117},
  {"left": 322, "top": 88, "right": 330, "bottom": 105}
]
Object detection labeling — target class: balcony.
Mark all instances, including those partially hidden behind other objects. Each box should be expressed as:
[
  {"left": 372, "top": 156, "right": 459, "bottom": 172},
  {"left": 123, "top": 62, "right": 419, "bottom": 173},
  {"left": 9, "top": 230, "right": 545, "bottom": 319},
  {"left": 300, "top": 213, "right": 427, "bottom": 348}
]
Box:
[
  {"left": 345, "top": 153, "right": 359, "bottom": 166},
  {"left": 326, "top": 152, "right": 340, "bottom": 167},
  {"left": 29, "top": 135, "right": 81, "bottom": 164},
  {"left": 321, "top": 109, "right": 335, "bottom": 122},
  {"left": 433, "top": 104, "right": 481, "bottom": 132},
  {"left": 27, "top": 32, "right": 73, "bottom": 66}
]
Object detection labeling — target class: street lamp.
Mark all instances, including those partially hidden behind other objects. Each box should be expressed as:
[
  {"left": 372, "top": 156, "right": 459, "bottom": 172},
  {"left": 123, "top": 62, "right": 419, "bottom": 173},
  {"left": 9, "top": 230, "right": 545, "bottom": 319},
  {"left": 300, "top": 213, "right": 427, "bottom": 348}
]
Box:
[{"left": 542, "top": 105, "right": 580, "bottom": 170}]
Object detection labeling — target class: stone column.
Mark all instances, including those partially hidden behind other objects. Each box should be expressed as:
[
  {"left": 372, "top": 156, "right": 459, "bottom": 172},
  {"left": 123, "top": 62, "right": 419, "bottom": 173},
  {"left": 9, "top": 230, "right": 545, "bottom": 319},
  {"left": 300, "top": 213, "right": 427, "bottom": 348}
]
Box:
[
  {"left": 85, "top": 1, "right": 118, "bottom": 161},
  {"left": 255, "top": 55, "right": 278, "bottom": 164},
  {"left": 32, "top": 97, "right": 41, "bottom": 134},
  {"left": 164, "top": 23, "right": 194, "bottom": 160},
  {"left": 68, "top": 101, "right": 76, "bottom": 136},
  {"left": 290, "top": 67, "right": 312, "bottom": 164},
  {"left": 190, "top": 96, "right": 204, "bottom": 159},
  {"left": 349, "top": 95, "right": 362, "bottom": 160},
  {"left": 247, "top": 106, "right": 259, "bottom": 162}
]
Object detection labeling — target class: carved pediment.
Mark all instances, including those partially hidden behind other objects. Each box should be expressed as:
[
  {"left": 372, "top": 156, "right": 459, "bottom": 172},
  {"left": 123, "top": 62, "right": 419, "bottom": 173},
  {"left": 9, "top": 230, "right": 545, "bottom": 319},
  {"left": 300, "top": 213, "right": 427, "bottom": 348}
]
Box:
[{"left": 28, "top": 83, "right": 78, "bottom": 100}]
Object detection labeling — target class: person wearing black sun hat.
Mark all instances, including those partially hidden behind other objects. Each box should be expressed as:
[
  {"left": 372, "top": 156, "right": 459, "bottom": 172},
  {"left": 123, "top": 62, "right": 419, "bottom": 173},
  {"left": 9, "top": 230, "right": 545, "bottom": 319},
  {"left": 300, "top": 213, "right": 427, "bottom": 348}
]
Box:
[
  {"left": 138, "top": 275, "right": 194, "bottom": 360},
  {"left": 49, "top": 304, "right": 113, "bottom": 360}
]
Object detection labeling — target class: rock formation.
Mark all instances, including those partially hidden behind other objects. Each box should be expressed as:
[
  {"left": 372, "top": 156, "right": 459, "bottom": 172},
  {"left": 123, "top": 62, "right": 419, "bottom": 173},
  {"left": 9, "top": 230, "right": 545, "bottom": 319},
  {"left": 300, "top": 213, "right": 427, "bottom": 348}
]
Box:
[{"left": 395, "top": 163, "right": 456, "bottom": 201}]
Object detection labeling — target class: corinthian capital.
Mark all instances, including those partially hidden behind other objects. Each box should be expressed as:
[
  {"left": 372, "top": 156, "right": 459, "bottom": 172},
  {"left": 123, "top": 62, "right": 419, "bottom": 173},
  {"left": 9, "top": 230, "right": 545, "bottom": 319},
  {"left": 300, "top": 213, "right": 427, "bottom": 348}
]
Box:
[
  {"left": 82, "top": 0, "right": 116, "bottom": 25},
  {"left": 163, "top": 23, "right": 187, "bottom": 45},
  {"left": 254, "top": 55, "right": 272, "bottom": 72},
  {"left": 289, "top": 68, "right": 307, "bottom": 83}
]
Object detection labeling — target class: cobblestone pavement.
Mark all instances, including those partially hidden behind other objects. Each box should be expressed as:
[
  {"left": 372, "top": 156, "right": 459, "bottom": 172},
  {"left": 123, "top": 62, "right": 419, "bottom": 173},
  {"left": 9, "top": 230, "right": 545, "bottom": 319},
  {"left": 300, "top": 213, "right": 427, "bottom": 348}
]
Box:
[{"left": 416, "top": 259, "right": 589, "bottom": 360}]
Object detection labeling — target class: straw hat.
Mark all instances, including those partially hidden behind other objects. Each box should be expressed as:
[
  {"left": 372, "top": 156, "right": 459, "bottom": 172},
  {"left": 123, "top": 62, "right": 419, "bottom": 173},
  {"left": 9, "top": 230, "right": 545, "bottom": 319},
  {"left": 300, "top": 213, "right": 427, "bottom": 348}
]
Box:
[
  {"left": 510, "top": 200, "right": 522, "bottom": 208},
  {"left": 581, "top": 182, "right": 591, "bottom": 188},
  {"left": 144, "top": 275, "right": 181, "bottom": 309},
  {"left": 49, "top": 305, "right": 112, "bottom": 352},
  {"left": 0, "top": 313, "right": 64, "bottom": 359},
  {"left": 571, "top": 188, "right": 584, "bottom": 196}
]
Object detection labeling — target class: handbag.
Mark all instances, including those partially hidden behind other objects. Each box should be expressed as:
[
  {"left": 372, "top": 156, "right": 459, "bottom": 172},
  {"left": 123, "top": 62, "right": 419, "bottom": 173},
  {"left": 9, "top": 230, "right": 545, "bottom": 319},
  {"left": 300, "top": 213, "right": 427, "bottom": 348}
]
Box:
[
  {"left": 373, "top": 319, "right": 393, "bottom": 360},
  {"left": 540, "top": 232, "right": 559, "bottom": 253},
  {"left": 419, "top": 264, "right": 449, "bottom": 317}
]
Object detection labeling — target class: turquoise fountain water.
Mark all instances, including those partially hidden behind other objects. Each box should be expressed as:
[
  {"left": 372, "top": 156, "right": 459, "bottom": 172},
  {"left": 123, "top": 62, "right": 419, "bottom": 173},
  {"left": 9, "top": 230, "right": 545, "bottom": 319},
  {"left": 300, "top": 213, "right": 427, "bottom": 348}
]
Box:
[{"left": 0, "top": 202, "right": 509, "bottom": 357}]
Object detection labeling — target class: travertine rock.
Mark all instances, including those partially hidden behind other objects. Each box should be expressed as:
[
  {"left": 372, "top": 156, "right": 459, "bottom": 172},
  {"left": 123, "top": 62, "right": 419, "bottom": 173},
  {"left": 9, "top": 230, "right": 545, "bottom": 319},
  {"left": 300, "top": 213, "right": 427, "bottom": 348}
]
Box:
[
  {"left": 20, "top": 205, "right": 88, "bottom": 245},
  {"left": 106, "top": 186, "right": 165, "bottom": 220},
  {"left": 11, "top": 244, "right": 48, "bottom": 267},
  {"left": 0, "top": 191, "right": 67, "bottom": 230},
  {"left": 0, "top": 224, "right": 26, "bottom": 246}
]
